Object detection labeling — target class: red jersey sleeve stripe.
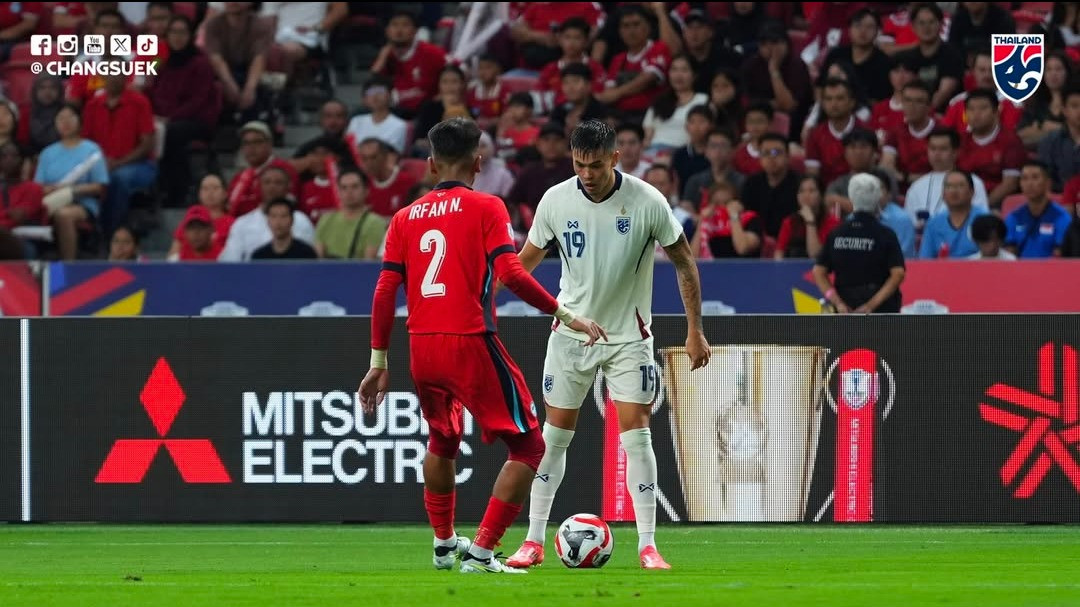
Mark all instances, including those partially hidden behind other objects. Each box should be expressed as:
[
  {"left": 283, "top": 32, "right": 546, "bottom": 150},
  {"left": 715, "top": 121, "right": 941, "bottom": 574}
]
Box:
[
  {"left": 382, "top": 261, "right": 405, "bottom": 275},
  {"left": 487, "top": 244, "right": 516, "bottom": 260}
]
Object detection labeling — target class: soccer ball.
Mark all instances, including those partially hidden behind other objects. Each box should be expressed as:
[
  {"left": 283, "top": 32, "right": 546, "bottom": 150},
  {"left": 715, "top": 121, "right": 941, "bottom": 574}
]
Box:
[{"left": 554, "top": 514, "right": 614, "bottom": 568}]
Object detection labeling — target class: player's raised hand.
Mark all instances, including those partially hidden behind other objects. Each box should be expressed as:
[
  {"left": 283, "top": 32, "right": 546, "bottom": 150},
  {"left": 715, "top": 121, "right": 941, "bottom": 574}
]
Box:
[
  {"left": 569, "top": 316, "right": 608, "bottom": 346},
  {"left": 686, "top": 331, "right": 710, "bottom": 370},
  {"left": 358, "top": 368, "right": 389, "bottom": 414}
]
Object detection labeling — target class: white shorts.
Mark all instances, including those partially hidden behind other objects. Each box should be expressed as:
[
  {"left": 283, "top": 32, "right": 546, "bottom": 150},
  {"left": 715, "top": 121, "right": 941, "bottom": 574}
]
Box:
[{"left": 541, "top": 331, "right": 657, "bottom": 408}]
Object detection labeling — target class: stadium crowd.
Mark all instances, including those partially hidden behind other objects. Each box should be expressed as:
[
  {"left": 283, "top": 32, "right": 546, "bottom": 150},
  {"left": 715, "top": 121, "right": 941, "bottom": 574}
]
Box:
[{"left": 0, "top": 1, "right": 1077, "bottom": 262}]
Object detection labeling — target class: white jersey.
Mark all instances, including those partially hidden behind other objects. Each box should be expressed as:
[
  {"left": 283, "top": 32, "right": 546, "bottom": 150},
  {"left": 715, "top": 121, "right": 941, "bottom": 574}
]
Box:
[{"left": 528, "top": 171, "right": 684, "bottom": 344}]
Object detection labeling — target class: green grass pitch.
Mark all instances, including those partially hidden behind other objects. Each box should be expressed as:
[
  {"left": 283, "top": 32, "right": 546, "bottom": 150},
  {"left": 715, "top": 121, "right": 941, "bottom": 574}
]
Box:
[{"left": 1, "top": 524, "right": 1078, "bottom": 606}]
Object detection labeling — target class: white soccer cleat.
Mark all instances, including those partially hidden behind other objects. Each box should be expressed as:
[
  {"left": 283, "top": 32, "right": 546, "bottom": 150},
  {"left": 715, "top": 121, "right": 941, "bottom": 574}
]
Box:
[
  {"left": 433, "top": 536, "right": 471, "bottom": 570},
  {"left": 459, "top": 552, "right": 527, "bottom": 574}
]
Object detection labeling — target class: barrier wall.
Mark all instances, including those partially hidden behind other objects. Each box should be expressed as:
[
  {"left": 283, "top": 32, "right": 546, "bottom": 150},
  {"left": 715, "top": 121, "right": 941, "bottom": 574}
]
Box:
[
  {"left": 9, "top": 259, "right": 1080, "bottom": 317},
  {"left": 4, "top": 315, "right": 1079, "bottom": 523}
]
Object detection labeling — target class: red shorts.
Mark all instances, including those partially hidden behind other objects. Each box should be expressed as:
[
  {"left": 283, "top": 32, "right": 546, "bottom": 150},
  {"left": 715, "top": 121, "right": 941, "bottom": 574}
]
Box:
[{"left": 410, "top": 333, "right": 539, "bottom": 444}]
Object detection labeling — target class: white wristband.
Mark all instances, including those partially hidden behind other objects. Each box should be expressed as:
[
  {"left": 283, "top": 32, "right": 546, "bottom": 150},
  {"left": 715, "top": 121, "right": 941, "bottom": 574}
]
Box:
[
  {"left": 370, "top": 349, "right": 387, "bottom": 369},
  {"left": 554, "top": 305, "right": 576, "bottom": 326}
]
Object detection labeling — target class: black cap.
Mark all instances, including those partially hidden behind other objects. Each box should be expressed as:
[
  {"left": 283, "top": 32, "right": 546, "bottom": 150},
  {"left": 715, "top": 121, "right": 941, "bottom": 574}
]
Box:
[
  {"left": 684, "top": 9, "right": 710, "bottom": 26},
  {"left": 539, "top": 122, "right": 566, "bottom": 138},
  {"left": 758, "top": 20, "right": 788, "bottom": 43}
]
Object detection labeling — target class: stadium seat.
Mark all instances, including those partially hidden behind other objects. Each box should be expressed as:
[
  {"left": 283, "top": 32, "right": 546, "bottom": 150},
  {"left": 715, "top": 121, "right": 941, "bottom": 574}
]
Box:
[
  {"left": 1001, "top": 194, "right": 1027, "bottom": 217},
  {"left": 401, "top": 158, "right": 429, "bottom": 183},
  {"left": 0, "top": 66, "right": 35, "bottom": 106}
]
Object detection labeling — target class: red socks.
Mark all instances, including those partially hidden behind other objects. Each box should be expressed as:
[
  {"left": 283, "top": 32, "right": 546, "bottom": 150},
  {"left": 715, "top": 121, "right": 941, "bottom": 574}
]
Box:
[
  {"left": 424, "top": 488, "right": 456, "bottom": 540},
  {"left": 474, "top": 497, "right": 522, "bottom": 550}
]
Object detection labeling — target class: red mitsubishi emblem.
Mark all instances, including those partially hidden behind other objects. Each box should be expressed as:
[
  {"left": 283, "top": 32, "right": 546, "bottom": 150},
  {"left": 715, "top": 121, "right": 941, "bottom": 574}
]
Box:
[{"left": 95, "top": 358, "right": 231, "bottom": 483}]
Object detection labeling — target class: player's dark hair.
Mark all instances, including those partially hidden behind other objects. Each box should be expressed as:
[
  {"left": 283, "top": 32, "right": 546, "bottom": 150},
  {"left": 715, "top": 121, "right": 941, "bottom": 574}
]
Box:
[
  {"left": 388, "top": 9, "right": 420, "bottom": 28},
  {"left": 901, "top": 80, "right": 932, "bottom": 99},
  {"left": 428, "top": 117, "right": 481, "bottom": 165},
  {"left": 758, "top": 132, "right": 787, "bottom": 148},
  {"left": 265, "top": 197, "right": 296, "bottom": 214},
  {"left": 337, "top": 167, "right": 369, "bottom": 189},
  {"left": 558, "top": 16, "right": 591, "bottom": 37},
  {"left": 946, "top": 169, "right": 975, "bottom": 191},
  {"left": 261, "top": 165, "right": 292, "bottom": 184},
  {"left": 849, "top": 8, "right": 880, "bottom": 28},
  {"left": 111, "top": 225, "right": 140, "bottom": 244},
  {"left": 560, "top": 62, "right": 592, "bottom": 80},
  {"left": 570, "top": 120, "right": 616, "bottom": 155},
  {"left": 687, "top": 104, "right": 715, "bottom": 123},
  {"left": 707, "top": 128, "right": 736, "bottom": 146},
  {"left": 1021, "top": 160, "right": 1051, "bottom": 177},
  {"left": 359, "top": 137, "right": 392, "bottom": 154},
  {"left": 965, "top": 88, "right": 999, "bottom": 110},
  {"left": 617, "top": 4, "right": 652, "bottom": 27},
  {"left": 909, "top": 2, "right": 943, "bottom": 24},
  {"left": 745, "top": 100, "right": 775, "bottom": 121},
  {"left": 842, "top": 128, "right": 878, "bottom": 149},
  {"left": 971, "top": 214, "right": 1006, "bottom": 243},
  {"left": 823, "top": 78, "right": 855, "bottom": 99},
  {"left": 507, "top": 91, "right": 534, "bottom": 109},
  {"left": 615, "top": 122, "right": 644, "bottom": 141},
  {"left": 928, "top": 127, "right": 960, "bottom": 149}
]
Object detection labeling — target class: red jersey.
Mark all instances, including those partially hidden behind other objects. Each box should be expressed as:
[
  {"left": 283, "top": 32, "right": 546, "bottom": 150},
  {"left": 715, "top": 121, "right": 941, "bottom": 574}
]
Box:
[
  {"left": 1063, "top": 175, "right": 1080, "bottom": 211},
  {"left": 0, "top": 181, "right": 45, "bottom": 229},
  {"left": 0, "top": 1, "right": 39, "bottom": 29},
  {"left": 606, "top": 39, "right": 671, "bottom": 113},
  {"left": 379, "top": 40, "right": 448, "bottom": 115},
  {"left": 537, "top": 57, "right": 606, "bottom": 109},
  {"left": 805, "top": 116, "right": 863, "bottom": 187},
  {"left": 517, "top": 2, "right": 604, "bottom": 34},
  {"left": 368, "top": 166, "right": 419, "bottom": 218},
  {"left": 81, "top": 89, "right": 155, "bottom": 161},
  {"left": 172, "top": 213, "right": 234, "bottom": 248},
  {"left": 870, "top": 97, "right": 905, "bottom": 139},
  {"left": 376, "top": 183, "right": 558, "bottom": 341},
  {"left": 775, "top": 213, "right": 841, "bottom": 257},
  {"left": 957, "top": 124, "right": 1026, "bottom": 193},
  {"left": 178, "top": 240, "right": 223, "bottom": 261},
  {"left": 941, "top": 92, "right": 1024, "bottom": 132},
  {"left": 226, "top": 157, "right": 301, "bottom": 217},
  {"left": 883, "top": 118, "right": 936, "bottom": 179},
  {"left": 881, "top": 10, "right": 919, "bottom": 47},
  {"left": 300, "top": 177, "right": 339, "bottom": 224},
  {"left": 733, "top": 141, "right": 763, "bottom": 176},
  {"left": 466, "top": 82, "right": 508, "bottom": 119}
]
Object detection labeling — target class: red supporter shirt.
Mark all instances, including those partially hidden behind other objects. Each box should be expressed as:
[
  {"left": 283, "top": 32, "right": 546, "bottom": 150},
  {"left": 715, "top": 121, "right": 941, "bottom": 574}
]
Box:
[
  {"left": 805, "top": 116, "right": 863, "bottom": 187},
  {"left": 870, "top": 97, "right": 905, "bottom": 139},
  {"left": 941, "top": 93, "right": 1024, "bottom": 132},
  {"left": 1063, "top": 175, "right": 1080, "bottom": 210},
  {"left": 697, "top": 207, "right": 762, "bottom": 258},
  {"left": 466, "top": 82, "right": 508, "bottom": 120},
  {"left": 49, "top": 2, "right": 86, "bottom": 34},
  {"left": 733, "top": 141, "right": 763, "bottom": 176},
  {"left": 0, "top": 181, "right": 46, "bottom": 229},
  {"left": 537, "top": 57, "right": 606, "bottom": 108},
  {"left": 368, "top": 166, "right": 419, "bottom": 218},
  {"left": 178, "top": 240, "right": 223, "bottom": 261},
  {"left": 775, "top": 213, "right": 841, "bottom": 256},
  {"left": 300, "top": 177, "right": 339, "bottom": 224},
  {"left": 606, "top": 39, "right": 671, "bottom": 113},
  {"left": 172, "top": 213, "right": 235, "bottom": 248},
  {"left": 881, "top": 11, "right": 919, "bottom": 47},
  {"left": 0, "top": 2, "right": 40, "bottom": 29},
  {"left": 957, "top": 124, "right": 1025, "bottom": 194},
  {"left": 376, "top": 183, "right": 558, "bottom": 342},
  {"left": 884, "top": 118, "right": 937, "bottom": 179},
  {"left": 518, "top": 2, "right": 604, "bottom": 34},
  {"left": 226, "top": 157, "right": 301, "bottom": 217},
  {"left": 379, "top": 40, "right": 448, "bottom": 115},
  {"left": 80, "top": 89, "right": 155, "bottom": 161}
]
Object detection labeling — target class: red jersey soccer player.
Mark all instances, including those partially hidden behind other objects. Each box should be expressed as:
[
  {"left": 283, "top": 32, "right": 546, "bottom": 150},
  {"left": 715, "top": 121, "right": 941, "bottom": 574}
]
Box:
[{"left": 359, "top": 118, "right": 605, "bottom": 575}]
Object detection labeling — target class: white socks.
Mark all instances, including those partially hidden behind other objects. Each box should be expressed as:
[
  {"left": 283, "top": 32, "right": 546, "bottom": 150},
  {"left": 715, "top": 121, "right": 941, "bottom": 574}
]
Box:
[
  {"left": 620, "top": 427, "right": 658, "bottom": 552},
  {"left": 525, "top": 423, "right": 576, "bottom": 544}
]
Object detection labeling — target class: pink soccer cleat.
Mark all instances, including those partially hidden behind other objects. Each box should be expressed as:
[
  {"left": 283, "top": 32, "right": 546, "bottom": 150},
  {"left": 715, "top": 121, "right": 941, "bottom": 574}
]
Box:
[
  {"left": 506, "top": 540, "right": 545, "bottom": 568},
  {"left": 639, "top": 546, "right": 672, "bottom": 570}
]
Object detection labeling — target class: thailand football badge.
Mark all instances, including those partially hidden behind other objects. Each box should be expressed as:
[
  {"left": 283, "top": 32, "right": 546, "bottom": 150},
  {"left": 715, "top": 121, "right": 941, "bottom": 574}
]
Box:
[
  {"left": 991, "top": 34, "right": 1043, "bottom": 104},
  {"left": 616, "top": 216, "right": 631, "bottom": 235}
]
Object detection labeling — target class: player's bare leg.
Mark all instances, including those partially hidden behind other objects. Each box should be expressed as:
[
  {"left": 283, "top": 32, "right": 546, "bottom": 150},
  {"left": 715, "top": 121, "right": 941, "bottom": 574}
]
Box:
[
  {"left": 615, "top": 400, "right": 671, "bottom": 570},
  {"left": 461, "top": 428, "right": 545, "bottom": 574},
  {"left": 425, "top": 431, "right": 471, "bottom": 570},
  {"left": 508, "top": 405, "right": 580, "bottom": 568}
]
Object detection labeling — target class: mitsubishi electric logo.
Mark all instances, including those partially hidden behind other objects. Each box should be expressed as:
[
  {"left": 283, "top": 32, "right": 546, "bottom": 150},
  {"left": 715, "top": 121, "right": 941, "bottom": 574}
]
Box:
[
  {"left": 980, "top": 342, "right": 1080, "bottom": 498},
  {"left": 95, "top": 358, "right": 231, "bottom": 484}
]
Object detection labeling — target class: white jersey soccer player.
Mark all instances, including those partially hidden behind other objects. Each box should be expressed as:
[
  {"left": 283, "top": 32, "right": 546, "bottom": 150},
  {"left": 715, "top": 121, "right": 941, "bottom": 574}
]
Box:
[{"left": 507, "top": 120, "right": 710, "bottom": 570}]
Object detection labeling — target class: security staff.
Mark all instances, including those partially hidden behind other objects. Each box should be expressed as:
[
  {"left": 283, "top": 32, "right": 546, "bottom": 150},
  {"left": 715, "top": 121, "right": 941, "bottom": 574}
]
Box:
[{"left": 813, "top": 173, "right": 906, "bottom": 313}]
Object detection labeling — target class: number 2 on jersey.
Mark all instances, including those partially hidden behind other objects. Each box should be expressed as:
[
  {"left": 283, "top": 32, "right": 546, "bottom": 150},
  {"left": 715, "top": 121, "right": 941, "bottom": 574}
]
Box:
[
  {"left": 562, "top": 230, "right": 585, "bottom": 258},
  {"left": 420, "top": 229, "right": 447, "bottom": 297}
]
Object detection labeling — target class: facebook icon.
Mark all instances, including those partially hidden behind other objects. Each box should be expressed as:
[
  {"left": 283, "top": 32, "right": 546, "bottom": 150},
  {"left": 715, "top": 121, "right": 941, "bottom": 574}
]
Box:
[{"left": 30, "top": 35, "right": 51, "bottom": 56}]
